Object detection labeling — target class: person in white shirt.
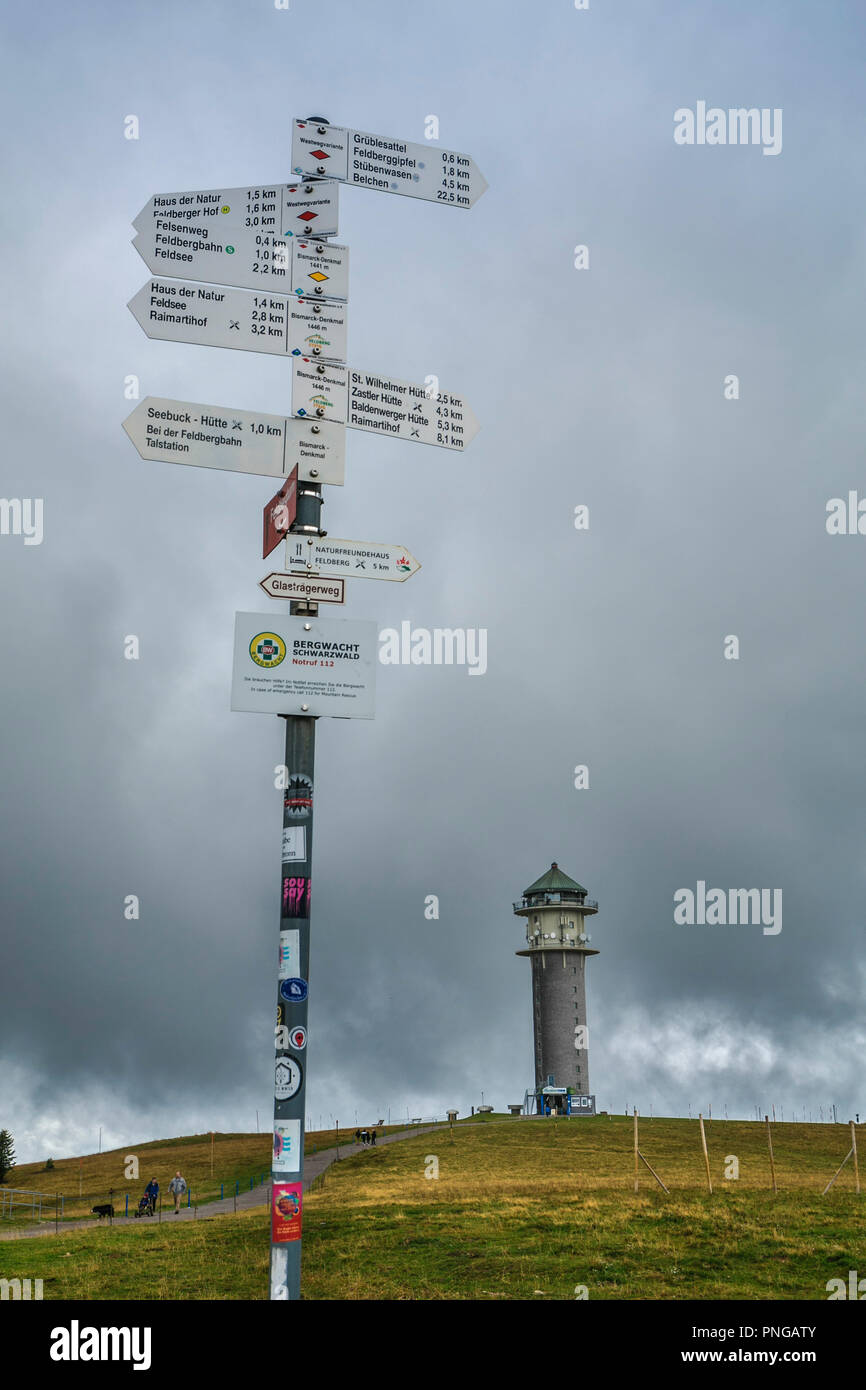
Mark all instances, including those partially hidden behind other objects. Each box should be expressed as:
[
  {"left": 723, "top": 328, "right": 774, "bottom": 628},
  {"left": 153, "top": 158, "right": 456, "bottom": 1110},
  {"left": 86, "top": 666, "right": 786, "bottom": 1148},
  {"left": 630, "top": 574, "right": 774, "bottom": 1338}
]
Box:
[{"left": 168, "top": 1171, "right": 187, "bottom": 1213}]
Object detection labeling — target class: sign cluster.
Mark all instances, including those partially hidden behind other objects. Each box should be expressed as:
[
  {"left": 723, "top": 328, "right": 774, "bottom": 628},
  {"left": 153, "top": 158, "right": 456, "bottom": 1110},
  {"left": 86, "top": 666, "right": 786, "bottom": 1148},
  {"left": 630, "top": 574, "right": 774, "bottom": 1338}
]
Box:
[
  {"left": 123, "top": 116, "right": 486, "bottom": 1302},
  {"left": 124, "top": 119, "right": 485, "bottom": 642}
]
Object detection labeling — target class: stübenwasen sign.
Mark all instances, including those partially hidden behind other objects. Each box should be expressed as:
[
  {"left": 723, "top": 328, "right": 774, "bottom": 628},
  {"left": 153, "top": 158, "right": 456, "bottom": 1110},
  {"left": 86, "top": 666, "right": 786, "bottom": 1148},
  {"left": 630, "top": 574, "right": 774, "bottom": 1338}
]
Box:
[{"left": 291, "top": 121, "right": 487, "bottom": 209}]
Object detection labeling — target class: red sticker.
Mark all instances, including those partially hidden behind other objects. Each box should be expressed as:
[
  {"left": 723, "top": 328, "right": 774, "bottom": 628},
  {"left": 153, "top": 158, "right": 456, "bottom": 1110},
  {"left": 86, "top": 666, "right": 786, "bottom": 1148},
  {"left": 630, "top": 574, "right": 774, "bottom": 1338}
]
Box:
[{"left": 272, "top": 1183, "right": 302, "bottom": 1243}]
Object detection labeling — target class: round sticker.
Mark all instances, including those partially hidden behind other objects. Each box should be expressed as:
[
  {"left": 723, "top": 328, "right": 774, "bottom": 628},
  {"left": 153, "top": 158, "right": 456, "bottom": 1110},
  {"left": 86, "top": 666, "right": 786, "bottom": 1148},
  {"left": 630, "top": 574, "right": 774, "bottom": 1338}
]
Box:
[
  {"left": 289, "top": 1025, "right": 307, "bottom": 1050},
  {"left": 284, "top": 773, "right": 313, "bottom": 820},
  {"left": 250, "top": 632, "right": 286, "bottom": 668},
  {"left": 275, "top": 1056, "right": 302, "bottom": 1101},
  {"left": 279, "top": 977, "right": 308, "bottom": 1003}
]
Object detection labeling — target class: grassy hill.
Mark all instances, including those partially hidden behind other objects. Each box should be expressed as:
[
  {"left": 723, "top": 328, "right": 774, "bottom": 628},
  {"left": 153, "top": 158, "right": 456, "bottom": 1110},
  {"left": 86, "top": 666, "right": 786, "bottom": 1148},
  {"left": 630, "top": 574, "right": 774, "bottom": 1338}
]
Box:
[
  {"left": 1, "top": 1124, "right": 389, "bottom": 1222},
  {"left": 2, "top": 1115, "right": 863, "bottom": 1299}
]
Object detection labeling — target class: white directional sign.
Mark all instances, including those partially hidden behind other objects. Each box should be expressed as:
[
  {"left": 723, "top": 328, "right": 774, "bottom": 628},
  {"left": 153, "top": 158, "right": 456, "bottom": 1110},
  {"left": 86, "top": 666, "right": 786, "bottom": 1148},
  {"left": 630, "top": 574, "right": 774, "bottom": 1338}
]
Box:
[
  {"left": 133, "top": 180, "right": 339, "bottom": 240},
  {"left": 133, "top": 215, "right": 348, "bottom": 298},
  {"left": 231, "top": 613, "right": 377, "bottom": 718},
  {"left": 285, "top": 535, "right": 421, "bottom": 582},
  {"left": 291, "top": 120, "right": 487, "bottom": 209},
  {"left": 123, "top": 397, "right": 346, "bottom": 486},
  {"left": 259, "top": 573, "right": 346, "bottom": 604},
  {"left": 291, "top": 359, "right": 478, "bottom": 451},
  {"left": 128, "top": 278, "right": 347, "bottom": 361}
]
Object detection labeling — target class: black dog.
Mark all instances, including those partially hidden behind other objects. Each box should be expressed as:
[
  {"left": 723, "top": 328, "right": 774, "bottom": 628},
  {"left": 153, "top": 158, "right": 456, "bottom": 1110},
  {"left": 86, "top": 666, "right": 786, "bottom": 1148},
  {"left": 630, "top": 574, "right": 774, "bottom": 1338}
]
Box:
[{"left": 91, "top": 1203, "right": 114, "bottom": 1219}]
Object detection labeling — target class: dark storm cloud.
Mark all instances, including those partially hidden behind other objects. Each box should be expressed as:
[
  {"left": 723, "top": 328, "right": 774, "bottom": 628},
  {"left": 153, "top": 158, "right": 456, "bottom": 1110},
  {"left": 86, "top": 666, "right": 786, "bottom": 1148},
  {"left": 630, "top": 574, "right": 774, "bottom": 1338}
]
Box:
[{"left": 2, "top": 0, "right": 865, "bottom": 1160}]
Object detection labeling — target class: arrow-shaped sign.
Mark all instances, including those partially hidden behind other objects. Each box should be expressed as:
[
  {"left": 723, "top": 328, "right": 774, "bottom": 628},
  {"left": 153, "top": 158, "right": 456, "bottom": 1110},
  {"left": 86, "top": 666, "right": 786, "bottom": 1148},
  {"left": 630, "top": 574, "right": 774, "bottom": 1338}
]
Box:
[
  {"left": 133, "top": 203, "right": 344, "bottom": 297},
  {"left": 259, "top": 573, "right": 346, "bottom": 604},
  {"left": 133, "top": 180, "right": 339, "bottom": 239},
  {"left": 285, "top": 534, "right": 421, "bottom": 581},
  {"left": 292, "top": 359, "right": 478, "bottom": 451},
  {"left": 123, "top": 397, "right": 346, "bottom": 486},
  {"left": 128, "top": 277, "right": 347, "bottom": 362},
  {"left": 291, "top": 121, "right": 487, "bottom": 209}
]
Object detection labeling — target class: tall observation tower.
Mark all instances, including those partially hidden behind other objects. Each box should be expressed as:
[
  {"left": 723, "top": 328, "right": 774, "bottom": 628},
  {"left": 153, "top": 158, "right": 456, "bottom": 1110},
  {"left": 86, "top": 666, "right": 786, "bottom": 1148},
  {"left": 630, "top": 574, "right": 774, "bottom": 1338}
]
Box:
[{"left": 514, "top": 862, "right": 599, "bottom": 1115}]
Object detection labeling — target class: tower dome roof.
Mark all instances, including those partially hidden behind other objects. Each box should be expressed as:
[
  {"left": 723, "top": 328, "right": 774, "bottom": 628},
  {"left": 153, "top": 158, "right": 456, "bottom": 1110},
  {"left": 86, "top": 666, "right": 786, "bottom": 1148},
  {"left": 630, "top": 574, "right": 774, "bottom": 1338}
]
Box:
[{"left": 523, "top": 862, "right": 587, "bottom": 896}]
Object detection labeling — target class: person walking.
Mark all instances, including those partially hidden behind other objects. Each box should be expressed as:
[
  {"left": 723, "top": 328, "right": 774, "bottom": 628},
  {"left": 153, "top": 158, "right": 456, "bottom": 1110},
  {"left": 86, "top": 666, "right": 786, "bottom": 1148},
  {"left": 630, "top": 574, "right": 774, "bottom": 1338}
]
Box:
[
  {"left": 168, "top": 1171, "right": 187, "bottom": 1214},
  {"left": 144, "top": 1178, "right": 159, "bottom": 1215},
  {"left": 370, "top": 1129, "right": 377, "bottom": 1146}
]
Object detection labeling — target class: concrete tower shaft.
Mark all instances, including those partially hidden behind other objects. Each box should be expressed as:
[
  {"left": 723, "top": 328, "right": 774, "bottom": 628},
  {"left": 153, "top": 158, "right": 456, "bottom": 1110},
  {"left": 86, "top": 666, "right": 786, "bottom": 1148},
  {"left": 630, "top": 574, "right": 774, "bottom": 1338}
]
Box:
[{"left": 514, "top": 862, "right": 599, "bottom": 1096}]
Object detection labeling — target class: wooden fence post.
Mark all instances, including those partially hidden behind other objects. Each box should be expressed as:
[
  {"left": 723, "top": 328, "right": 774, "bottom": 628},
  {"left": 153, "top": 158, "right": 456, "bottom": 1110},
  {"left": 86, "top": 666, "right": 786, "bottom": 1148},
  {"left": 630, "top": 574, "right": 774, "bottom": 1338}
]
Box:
[
  {"left": 699, "top": 1114, "right": 713, "bottom": 1194},
  {"left": 765, "top": 1115, "right": 777, "bottom": 1194}
]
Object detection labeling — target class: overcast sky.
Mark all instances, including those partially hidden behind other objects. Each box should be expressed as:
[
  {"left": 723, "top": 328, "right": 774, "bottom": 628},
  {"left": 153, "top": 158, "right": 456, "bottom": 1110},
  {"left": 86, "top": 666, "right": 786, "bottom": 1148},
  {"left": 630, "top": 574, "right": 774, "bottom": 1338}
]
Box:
[{"left": 2, "top": 0, "right": 865, "bottom": 1163}]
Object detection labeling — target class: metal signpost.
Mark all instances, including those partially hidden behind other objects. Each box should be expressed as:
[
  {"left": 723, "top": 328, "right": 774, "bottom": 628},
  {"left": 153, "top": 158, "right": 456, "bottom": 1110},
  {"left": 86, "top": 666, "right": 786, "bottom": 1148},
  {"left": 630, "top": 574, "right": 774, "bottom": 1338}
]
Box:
[
  {"left": 122, "top": 396, "right": 346, "bottom": 486},
  {"left": 285, "top": 535, "right": 421, "bottom": 582},
  {"left": 125, "top": 113, "right": 484, "bottom": 1301},
  {"left": 292, "top": 359, "right": 479, "bottom": 449},
  {"left": 291, "top": 120, "right": 488, "bottom": 209},
  {"left": 128, "top": 274, "right": 348, "bottom": 356}
]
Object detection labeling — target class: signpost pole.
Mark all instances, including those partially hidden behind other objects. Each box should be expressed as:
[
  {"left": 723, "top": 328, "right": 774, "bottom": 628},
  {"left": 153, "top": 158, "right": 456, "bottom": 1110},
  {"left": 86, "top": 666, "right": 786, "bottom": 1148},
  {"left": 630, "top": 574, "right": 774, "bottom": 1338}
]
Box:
[{"left": 269, "top": 435, "right": 324, "bottom": 1300}]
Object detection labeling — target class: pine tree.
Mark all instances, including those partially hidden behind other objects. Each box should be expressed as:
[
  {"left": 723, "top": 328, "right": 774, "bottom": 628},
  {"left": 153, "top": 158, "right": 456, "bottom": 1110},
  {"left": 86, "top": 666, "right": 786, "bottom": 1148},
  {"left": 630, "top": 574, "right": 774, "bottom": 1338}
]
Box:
[{"left": 0, "top": 1130, "right": 16, "bottom": 1184}]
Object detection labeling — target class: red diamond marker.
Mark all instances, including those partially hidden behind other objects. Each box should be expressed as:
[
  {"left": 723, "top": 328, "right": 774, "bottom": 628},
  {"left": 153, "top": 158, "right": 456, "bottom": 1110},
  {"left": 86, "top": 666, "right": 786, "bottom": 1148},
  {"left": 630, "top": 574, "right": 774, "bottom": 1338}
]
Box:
[
  {"left": 297, "top": 211, "right": 317, "bottom": 221},
  {"left": 310, "top": 149, "right": 329, "bottom": 160}
]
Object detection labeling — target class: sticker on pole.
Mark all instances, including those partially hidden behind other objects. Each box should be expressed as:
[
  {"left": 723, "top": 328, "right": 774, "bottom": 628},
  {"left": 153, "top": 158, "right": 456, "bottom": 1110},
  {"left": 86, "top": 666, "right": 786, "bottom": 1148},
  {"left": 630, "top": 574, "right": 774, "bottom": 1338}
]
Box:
[
  {"left": 289, "top": 1025, "right": 307, "bottom": 1050},
  {"left": 281, "top": 825, "right": 307, "bottom": 862},
  {"left": 231, "top": 612, "right": 377, "bottom": 718},
  {"left": 278, "top": 929, "right": 300, "bottom": 980},
  {"left": 272, "top": 1182, "right": 302, "bottom": 1243},
  {"left": 279, "top": 977, "right": 308, "bottom": 1003},
  {"left": 282, "top": 875, "right": 310, "bottom": 919},
  {"left": 274, "top": 1060, "right": 303, "bottom": 1106},
  {"left": 283, "top": 773, "right": 312, "bottom": 819}
]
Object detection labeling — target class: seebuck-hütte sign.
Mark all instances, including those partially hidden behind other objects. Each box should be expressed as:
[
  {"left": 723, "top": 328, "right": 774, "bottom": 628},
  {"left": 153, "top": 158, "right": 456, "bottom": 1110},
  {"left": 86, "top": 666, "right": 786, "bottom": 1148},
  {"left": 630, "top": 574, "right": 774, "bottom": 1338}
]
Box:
[
  {"left": 285, "top": 534, "right": 420, "bottom": 582},
  {"left": 133, "top": 218, "right": 348, "bottom": 299},
  {"left": 231, "top": 613, "right": 376, "bottom": 718},
  {"left": 128, "top": 275, "right": 347, "bottom": 360},
  {"left": 123, "top": 397, "right": 346, "bottom": 486},
  {"left": 291, "top": 360, "right": 478, "bottom": 451},
  {"left": 291, "top": 121, "right": 488, "bottom": 209}
]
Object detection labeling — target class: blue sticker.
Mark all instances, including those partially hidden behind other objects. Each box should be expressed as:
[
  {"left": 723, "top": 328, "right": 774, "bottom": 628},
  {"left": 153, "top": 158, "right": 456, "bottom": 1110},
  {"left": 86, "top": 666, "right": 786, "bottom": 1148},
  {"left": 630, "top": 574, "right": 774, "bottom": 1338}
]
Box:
[{"left": 280, "top": 977, "right": 308, "bottom": 1003}]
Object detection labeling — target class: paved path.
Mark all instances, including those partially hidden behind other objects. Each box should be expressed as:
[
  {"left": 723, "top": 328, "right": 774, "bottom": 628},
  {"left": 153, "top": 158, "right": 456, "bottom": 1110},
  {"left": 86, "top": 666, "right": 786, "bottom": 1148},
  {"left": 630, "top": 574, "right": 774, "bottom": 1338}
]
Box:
[{"left": 0, "top": 1125, "right": 446, "bottom": 1242}]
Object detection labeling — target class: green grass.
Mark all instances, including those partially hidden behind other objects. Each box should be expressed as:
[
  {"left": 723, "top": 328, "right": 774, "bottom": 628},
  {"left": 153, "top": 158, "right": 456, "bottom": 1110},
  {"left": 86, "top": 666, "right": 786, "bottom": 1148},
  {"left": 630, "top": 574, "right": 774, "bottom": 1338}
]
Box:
[
  {"left": 0, "top": 1124, "right": 404, "bottom": 1224},
  {"left": 1, "top": 1116, "right": 862, "bottom": 1299}
]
